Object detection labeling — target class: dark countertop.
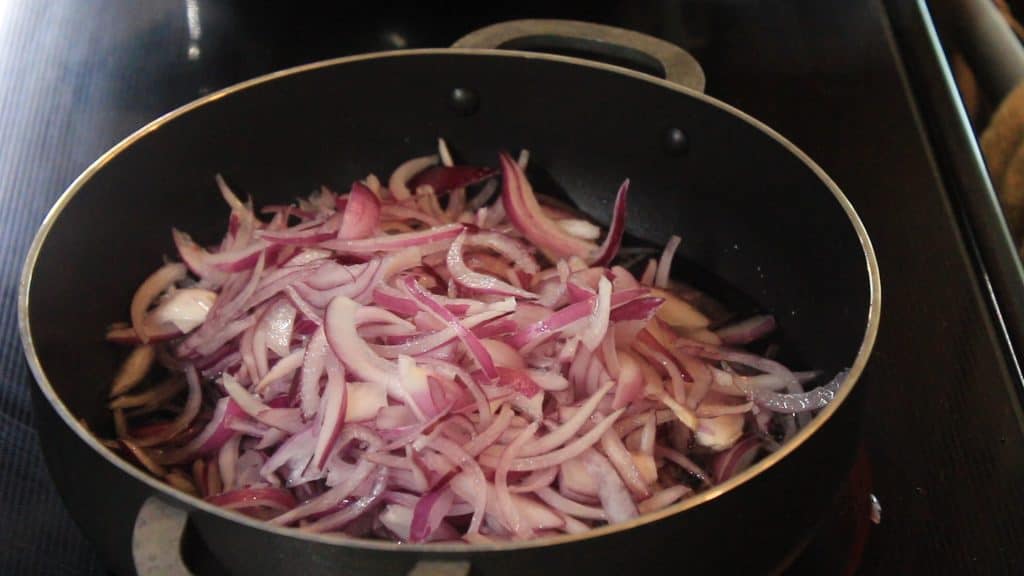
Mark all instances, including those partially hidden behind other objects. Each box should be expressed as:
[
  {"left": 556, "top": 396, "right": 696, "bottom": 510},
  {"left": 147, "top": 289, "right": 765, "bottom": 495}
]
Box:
[{"left": 2, "top": 1, "right": 1023, "bottom": 574}]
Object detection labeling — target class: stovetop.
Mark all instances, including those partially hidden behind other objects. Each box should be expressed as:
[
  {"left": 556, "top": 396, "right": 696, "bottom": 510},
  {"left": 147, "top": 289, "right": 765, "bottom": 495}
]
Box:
[{"left": 2, "top": 1, "right": 1024, "bottom": 574}]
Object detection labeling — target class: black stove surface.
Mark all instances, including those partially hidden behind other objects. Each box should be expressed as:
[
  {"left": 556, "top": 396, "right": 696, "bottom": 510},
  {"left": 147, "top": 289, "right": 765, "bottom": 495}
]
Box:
[{"left": 2, "top": 1, "right": 1023, "bottom": 575}]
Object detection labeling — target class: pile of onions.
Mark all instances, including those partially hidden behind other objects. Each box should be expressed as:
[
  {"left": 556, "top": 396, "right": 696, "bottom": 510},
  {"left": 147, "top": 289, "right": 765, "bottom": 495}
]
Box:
[{"left": 104, "top": 140, "right": 844, "bottom": 542}]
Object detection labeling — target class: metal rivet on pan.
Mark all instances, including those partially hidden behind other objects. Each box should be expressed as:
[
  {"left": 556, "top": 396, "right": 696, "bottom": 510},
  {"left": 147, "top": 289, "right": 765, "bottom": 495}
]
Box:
[
  {"left": 663, "top": 127, "right": 689, "bottom": 155},
  {"left": 449, "top": 88, "right": 480, "bottom": 116}
]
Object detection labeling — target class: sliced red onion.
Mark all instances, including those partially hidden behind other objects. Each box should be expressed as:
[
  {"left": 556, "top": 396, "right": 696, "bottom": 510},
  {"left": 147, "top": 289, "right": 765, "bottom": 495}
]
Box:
[
  {"left": 634, "top": 331, "right": 689, "bottom": 405},
  {"left": 207, "top": 487, "right": 299, "bottom": 512},
  {"left": 105, "top": 324, "right": 178, "bottom": 344},
  {"left": 212, "top": 242, "right": 271, "bottom": 274},
  {"left": 638, "top": 259, "right": 656, "bottom": 286},
  {"left": 130, "top": 263, "right": 187, "bottom": 342},
  {"left": 381, "top": 203, "right": 443, "bottom": 228},
  {"left": 437, "top": 137, "right": 455, "bottom": 167},
  {"left": 304, "top": 261, "right": 363, "bottom": 290},
  {"left": 118, "top": 438, "right": 168, "bottom": 477},
  {"left": 172, "top": 229, "right": 227, "bottom": 284},
  {"left": 108, "top": 145, "right": 827, "bottom": 543},
  {"left": 715, "top": 314, "right": 777, "bottom": 345},
  {"left": 273, "top": 460, "right": 379, "bottom": 526},
  {"left": 609, "top": 266, "right": 640, "bottom": 290},
  {"left": 674, "top": 352, "right": 712, "bottom": 409},
  {"left": 507, "top": 467, "right": 559, "bottom": 494},
  {"left": 408, "top": 165, "right": 498, "bottom": 195},
  {"left": 509, "top": 408, "right": 623, "bottom": 472},
  {"left": 323, "top": 297, "right": 424, "bottom": 418},
  {"left": 304, "top": 467, "right": 388, "bottom": 533},
  {"left": 558, "top": 219, "right": 601, "bottom": 240},
  {"left": 612, "top": 350, "right": 645, "bottom": 410},
  {"left": 654, "top": 446, "right": 711, "bottom": 487},
  {"left": 234, "top": 448, "right": 268, "bottom": 483},
  {"left": 389, "top": 154, "right": 438, "bottom": 201},
  {"left": 579, "top": 276, "right": 612, "bottom": 350},
  {"left": 431, "top": 437, "right": 488, "bottom": 535},
  {"left": 259, "top": 426, "right": 315, "bottom": 485},
  {"left": 710, "top": 435, "right": 762, "bottom": 483},
  {"left": 471, "top": 318, "right": 518, "bottom": 340},
  {"left": 695, "top": 396, "right": 752, "bottom": 416},
  {"left": 217, "top": 433, "right": 241, "bottom": 491},
  {"left": 255, "top": 348, "right": 303, "bottom": 394},
  {"left": 378, "top": 404, "right": 449, "bottom": 455},
  {"left": 639, "top": 413, "right": 657, "bottom": 455},
  {"left": 222, "top": 373, "right": 302, "bottom": 433},
  {"left": 402, "top": 275, "right": 498, "bottom": 381},
  {"left": 397, "top": 355, "right": 444, "bottom": 423},
  {"left": 588, "top": 179, "right": 629, "bottom": 266},
  {"left": 409, "top": 484, "right": 455, "bottom": 543},
  {"left": 130, "top": 365, "right": 202, "bottom": 448},
  {"left": 338, "top": 181, "right": 381, "bottom": 240},
  {"left": 462, "top": 405, "right": 513, "bottom": 457},
  {"left": 258, "top": 227, "right": 337, "bottom": 246},
  {"left": 464, "top": 231, "right": 539, "bottom": 274},
  {"left": 529, "top": 369, "right": 569, "bottom": 392},
  {"left": 299, "top": 328, "right": 328, "bottom": 418},
  {"left": 215, "top": 174, "right": 251, "bottom": 219},
  {"left": 373, "top": 308, "right": 508, "bottom": 359},
  {"left": 694, "top": 414, "right": 744, "bottom": 451},
  {"left": 752, "top": 369, "right": 848, "bottom": 413},
  {"left": 109, "top": 376, "right": 185, "bottom": 411},
  {"left": 654, "top": 235, "right": 681, "bottom": 289},
  {"left": 447, "top": 231, "right": 537, "bottom": 299},
  {"left": 321, "top": 223, "right": 463, "bottom": 254},
  {"left": 652, "top": 388, "right": 699, "bottom": 431},
  {"left": 480, "top": 338, "right": 525, "bottom": 369},
  {"left": 637, "top": 485, "right": 692, "bottom": 514},
  {"left": 147, "top": 288, "right": 217, "bottom": 335},
  {"left": 243, "top": 267, "right": 318, "bottom": 315},
  {"left": 581, "top": 448, "right": 638, "bottom": 523},
  {"left": 372, "top": 287, "right": 421, "bottom": 316},
  {"left": 520, "top": 380, "right": 613, "bottom": 458},
  {"left": 342, "top": 381, "right": 387, "bottom": 422},
  {"left": 311, "top": 358, "right": 347, "bottom": 470},
  {"left": 508, "top": 297, "right": 594, "bottom": 351},
  {"left": 260, "top": 299, "right": 296, "bottom": 357},
  {"left": 495, "top": 367, "right": 542, "bottom": 398},
  {"left": 282, "top": 248, "right": 333, "bottom": 267},
  {"left": 599, "top": 430, "right": 649, "bottom": 498},
  {"left": 499, "top": 152, "right": 596, "bottom": 261},
  {"left": 163, "top": 398, "right": 245, "bottom": 464},
  {"left": 109, "top": 345, "right": 156, "bottom": 397},
  {"left": 535, "top": 486, "right": 606, "bottom": 520},
  {"left": 496, "top": 421, "right": 540, "bottom": 536},
  {"left": 650, "top": 288, "right": 710, "bottom": 329},
  {"left": 609, "top": 296, "right": 663, "bottom": 323},
  {"left": 678, "top": 342, "right": 800, "bottom": 390}
]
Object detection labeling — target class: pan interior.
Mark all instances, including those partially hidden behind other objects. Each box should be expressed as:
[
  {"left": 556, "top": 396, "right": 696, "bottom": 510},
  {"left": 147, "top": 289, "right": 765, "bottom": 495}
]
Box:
[{"left": 25, "top": 52, "right": 871, "bottom": 495}]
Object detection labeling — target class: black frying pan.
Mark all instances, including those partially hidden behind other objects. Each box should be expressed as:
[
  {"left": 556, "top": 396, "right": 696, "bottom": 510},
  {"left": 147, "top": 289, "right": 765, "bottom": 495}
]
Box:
[{"left": 19, "top": 20, "right": 879, "bottom": 576}]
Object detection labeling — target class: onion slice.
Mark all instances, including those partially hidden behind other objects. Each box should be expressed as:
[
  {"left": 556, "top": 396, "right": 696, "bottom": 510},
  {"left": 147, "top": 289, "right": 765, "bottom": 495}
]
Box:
[
  {"left": 130, "top": 263, "right": 187, "bottom": 342},
  {"left": 389, "top": 155, "right": 438, "bottom": 200},
  {"left": 588, "top": 179, "right": 629, "bottom": 266},
  {"left": 500, "top": 152, "right": 596, "bottom": 261},
  {"left": 104, "top": 143, "right": 833, "bottom": 544},
  {"left": 402, "top": 275, "right": 499, "bottom": 381},
  {"left": 753, "top": 369, "right": 848, "bottom": 413},
  {"left": 408, "top": 165, "right": 497, "bottom": 194},
  {"left": 447, "top": 231, "right": 537, "bottom": 299},
  {"left": 338, "top": 181, "right": 381, "bottom": 240}
]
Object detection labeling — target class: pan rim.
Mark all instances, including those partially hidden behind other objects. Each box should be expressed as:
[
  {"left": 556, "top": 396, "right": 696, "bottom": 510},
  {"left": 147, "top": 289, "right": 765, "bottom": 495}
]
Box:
[{"left": 18, "top": 47, "right": 880, "bottom": 553}]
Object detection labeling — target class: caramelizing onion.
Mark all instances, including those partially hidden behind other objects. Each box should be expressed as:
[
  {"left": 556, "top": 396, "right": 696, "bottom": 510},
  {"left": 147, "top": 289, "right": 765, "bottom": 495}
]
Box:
[{"left": 104, "top": 139, "right": 846, "bottom": 542}]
